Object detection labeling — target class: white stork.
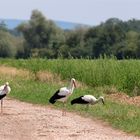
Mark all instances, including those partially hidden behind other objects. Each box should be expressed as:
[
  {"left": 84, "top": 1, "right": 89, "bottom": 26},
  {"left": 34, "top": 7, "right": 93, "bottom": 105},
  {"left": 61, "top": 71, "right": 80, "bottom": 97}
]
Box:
[
  {"left": 0, "top": 82, "right": 11, "bottom": 114},
  {"left": 71, "top": 95, "right": 105, "bottom": 109},
  {"left": 49, "top": 78, "right": 76, "bottom": 115}
]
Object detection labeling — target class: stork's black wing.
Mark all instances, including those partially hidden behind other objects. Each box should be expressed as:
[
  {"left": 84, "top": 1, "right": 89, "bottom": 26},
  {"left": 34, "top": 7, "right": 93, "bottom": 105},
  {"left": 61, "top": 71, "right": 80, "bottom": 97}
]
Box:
[
  {"left": 49, "top": 90, "right": 65, "bottom": 104},
  {"left": 0, "top": 94, "right": 6, "bottom": 100},
  {"left": 71, "top": 96, "right": 89, "bottom": 105}
]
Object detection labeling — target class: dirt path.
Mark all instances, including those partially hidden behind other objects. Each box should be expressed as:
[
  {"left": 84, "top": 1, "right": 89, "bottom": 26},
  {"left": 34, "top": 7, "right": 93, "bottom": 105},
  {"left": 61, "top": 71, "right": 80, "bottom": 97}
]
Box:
[{"left": 0, "top": 98, "right": 139, "bottom": 140}]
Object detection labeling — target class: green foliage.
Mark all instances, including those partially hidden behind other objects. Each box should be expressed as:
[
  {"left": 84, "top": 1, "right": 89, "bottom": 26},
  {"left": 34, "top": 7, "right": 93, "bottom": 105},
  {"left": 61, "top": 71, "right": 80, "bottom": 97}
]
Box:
[
  {"left": 64, "top": 28, "right": 90, "bottom": 58},
  {"left": 17, "top": 9, "right": 65, "bottom": 58},
  {"left": 0, "top": 30, "right": 18, "bottom": 57},
  {"left": 10, "top": 78, "right": 140, "bottom": 136},
  {"left": 0, "top": 20, "right": 7, "bottom": 31},
  {"left": 2, "top": 58, "right": 140, "bottom": 95},
  {"left": 2, "top": 12, "right": 140, "bottom": 59},
  {"left": 14, "top": 12, "right": 140, "bottom": 59},
  {"left": 0, "top": 22, "right": 24, "bottom": 58},
  {"left": 84, "top": 20, "right": 126, "bottom": 58}
]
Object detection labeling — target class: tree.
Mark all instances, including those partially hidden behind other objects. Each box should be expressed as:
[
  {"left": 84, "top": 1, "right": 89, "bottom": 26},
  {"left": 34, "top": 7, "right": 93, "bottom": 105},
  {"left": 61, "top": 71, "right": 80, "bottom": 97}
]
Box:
[
  {"left": 17, "top": 9, "right": 65, "bottom": 58},
  {"left": 0, "top": 30, "right": 16, "bottom": 57},
  {"left": 64, "top": 27, "right": 89, "bottom": 58},
  {"left": 84, "top": 20, "right": 126, "bottom": 58},
  {"left": 0, "top": 20, "right": 7, "bottom": 31}
]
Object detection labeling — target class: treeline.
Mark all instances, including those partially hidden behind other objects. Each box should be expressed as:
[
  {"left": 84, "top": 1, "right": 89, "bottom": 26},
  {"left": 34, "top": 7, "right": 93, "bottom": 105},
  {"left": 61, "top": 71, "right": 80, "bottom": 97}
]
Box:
[{"left": 1, "top": 10, "right": 140, "bottom": 59}]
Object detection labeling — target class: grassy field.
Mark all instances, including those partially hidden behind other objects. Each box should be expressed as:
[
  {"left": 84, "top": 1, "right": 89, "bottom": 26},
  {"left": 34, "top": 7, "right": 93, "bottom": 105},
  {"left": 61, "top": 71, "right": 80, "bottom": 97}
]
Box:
[
  {"left": 1, "top": 58, "right": 140, "bottom": 95},
  {"left": 0, "top": 58, "right": 140, "bottom": 136}
]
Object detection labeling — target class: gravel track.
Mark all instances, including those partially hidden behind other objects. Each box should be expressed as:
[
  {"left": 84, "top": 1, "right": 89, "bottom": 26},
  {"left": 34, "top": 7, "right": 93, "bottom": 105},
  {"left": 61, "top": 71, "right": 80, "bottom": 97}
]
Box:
[{"left": 0, "top": 98, "right": 139, "bottom": 140}]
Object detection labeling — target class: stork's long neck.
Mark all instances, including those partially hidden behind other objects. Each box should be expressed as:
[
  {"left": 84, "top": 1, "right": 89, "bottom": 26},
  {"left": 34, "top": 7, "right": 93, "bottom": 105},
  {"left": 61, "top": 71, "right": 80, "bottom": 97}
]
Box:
[
  {"left": 4, "top": 85, "right": 7, "bottom": 90},
  {"left": 1, "top": 85, "right": 8, "bottom": 94},
  {"left": 68, "top": 81, "right": 75, "bottom": 93}
]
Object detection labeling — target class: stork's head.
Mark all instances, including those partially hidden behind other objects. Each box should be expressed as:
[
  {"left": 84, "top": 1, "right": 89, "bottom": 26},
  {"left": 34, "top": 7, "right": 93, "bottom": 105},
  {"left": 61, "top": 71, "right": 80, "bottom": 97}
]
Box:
[
  {"left": 5, "top": 82, "right": 9, "bottom": 86},
  {"left": 71, "top": 78, "right": 76, "bottom": 88},
  {"left": 99, "top": 96, "right": 105, "bottom": 105},
  {"left": 3, "top": 82, "right": 9, "bottom": 91}
]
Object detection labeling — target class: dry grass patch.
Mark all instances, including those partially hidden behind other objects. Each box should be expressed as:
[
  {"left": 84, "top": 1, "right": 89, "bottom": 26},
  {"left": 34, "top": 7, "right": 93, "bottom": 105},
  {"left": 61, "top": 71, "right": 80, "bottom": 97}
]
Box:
[
  {"left": 107, "top": 93, "right": 140, "bottom": 107},
  {"left": 104, "top": 86, "right": 140, "bottom": 106},
  {"left": 36, "top": 70, "right": 62, "bottom": 84},
  {"left": 0, "top": 65, "right": 87, "bottom": 89},
  {"left": 36, "top": 70, "right": 87, "bottom": 89},
  {"left": 0, "top": 65, "right": 31, "bottom": 79}
]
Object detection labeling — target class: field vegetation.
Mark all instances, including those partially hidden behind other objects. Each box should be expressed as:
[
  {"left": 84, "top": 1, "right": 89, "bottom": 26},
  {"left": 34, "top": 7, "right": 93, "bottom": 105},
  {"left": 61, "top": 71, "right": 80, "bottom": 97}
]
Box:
[
  {"left": 0, "top": 58, "right": 140, "bottom": 136},
  {"left": 1, "top": 58, "right": 140, "bottom": 95}
]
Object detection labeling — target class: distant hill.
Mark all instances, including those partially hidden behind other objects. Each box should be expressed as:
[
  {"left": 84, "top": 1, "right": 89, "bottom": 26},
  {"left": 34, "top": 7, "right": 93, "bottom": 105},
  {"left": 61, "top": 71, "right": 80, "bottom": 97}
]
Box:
[{"left": 0, "top": 19, "right": 88, "bottom": 30}]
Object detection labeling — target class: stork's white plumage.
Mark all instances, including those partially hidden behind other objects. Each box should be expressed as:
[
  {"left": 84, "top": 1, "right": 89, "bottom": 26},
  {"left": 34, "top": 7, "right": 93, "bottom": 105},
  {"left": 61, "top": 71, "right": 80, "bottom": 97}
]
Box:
[
  {"left": 71, "top": 95, "right": 104, "bottom": 107},
  {"left": 49, "top": 78, "right": 76, "bottom": 115},
  {"left": 0, "top": 82, "right": 11, "bottom": 114}
]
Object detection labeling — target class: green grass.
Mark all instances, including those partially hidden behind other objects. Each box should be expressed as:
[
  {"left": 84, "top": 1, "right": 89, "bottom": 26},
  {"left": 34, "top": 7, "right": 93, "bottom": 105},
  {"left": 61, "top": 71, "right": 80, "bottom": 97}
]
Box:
[
  {"left": 0, "top": 58, "right": 140, "bottom": 136},
  {"left": 1, "top": 58, "right": 140, "bottom": 95},
  {"left": 8, "top": 78, "right": 140, "bottom": 136}
]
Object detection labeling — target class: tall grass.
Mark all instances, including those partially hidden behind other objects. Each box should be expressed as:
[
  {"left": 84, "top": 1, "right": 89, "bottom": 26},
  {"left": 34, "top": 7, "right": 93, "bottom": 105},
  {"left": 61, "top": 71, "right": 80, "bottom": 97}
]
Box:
[{"left": 1, "top": 58, "right": 140, "bottom": 96}]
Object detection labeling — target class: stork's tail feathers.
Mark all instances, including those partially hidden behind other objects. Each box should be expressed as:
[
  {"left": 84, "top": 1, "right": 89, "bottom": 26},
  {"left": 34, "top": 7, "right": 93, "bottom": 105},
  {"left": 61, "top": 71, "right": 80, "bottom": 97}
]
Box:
[
  {"left": 71, "top": 96, "right": 83, "bottom": 105},
  {"left": 0, "top": 94, "right": 6, "bottom": 100},
  {"left": 49, "top": 97, "right": 56, "bottom": 104},
  {"left": 49, "top": 90, "right": 60, "bottom": 104},
  {"left": 71, "top": 99, "right": 76, "bottom": 105}
]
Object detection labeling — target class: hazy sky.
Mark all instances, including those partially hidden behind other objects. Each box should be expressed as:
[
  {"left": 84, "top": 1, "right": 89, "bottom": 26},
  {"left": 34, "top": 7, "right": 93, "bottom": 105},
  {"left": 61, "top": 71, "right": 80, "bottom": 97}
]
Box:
[{"left": 0, "top": 0, "right": 140, "bottom": 25}]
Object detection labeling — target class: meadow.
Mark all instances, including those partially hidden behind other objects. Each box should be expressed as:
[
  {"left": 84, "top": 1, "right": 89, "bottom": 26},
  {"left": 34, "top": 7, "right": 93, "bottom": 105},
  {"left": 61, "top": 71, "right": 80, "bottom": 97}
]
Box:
[
  {"left": 0, "top": 58, "right": 140, "bottom": 136},
  {"left": 1, "top": 58, "right": 140, "bottom": 95}
]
